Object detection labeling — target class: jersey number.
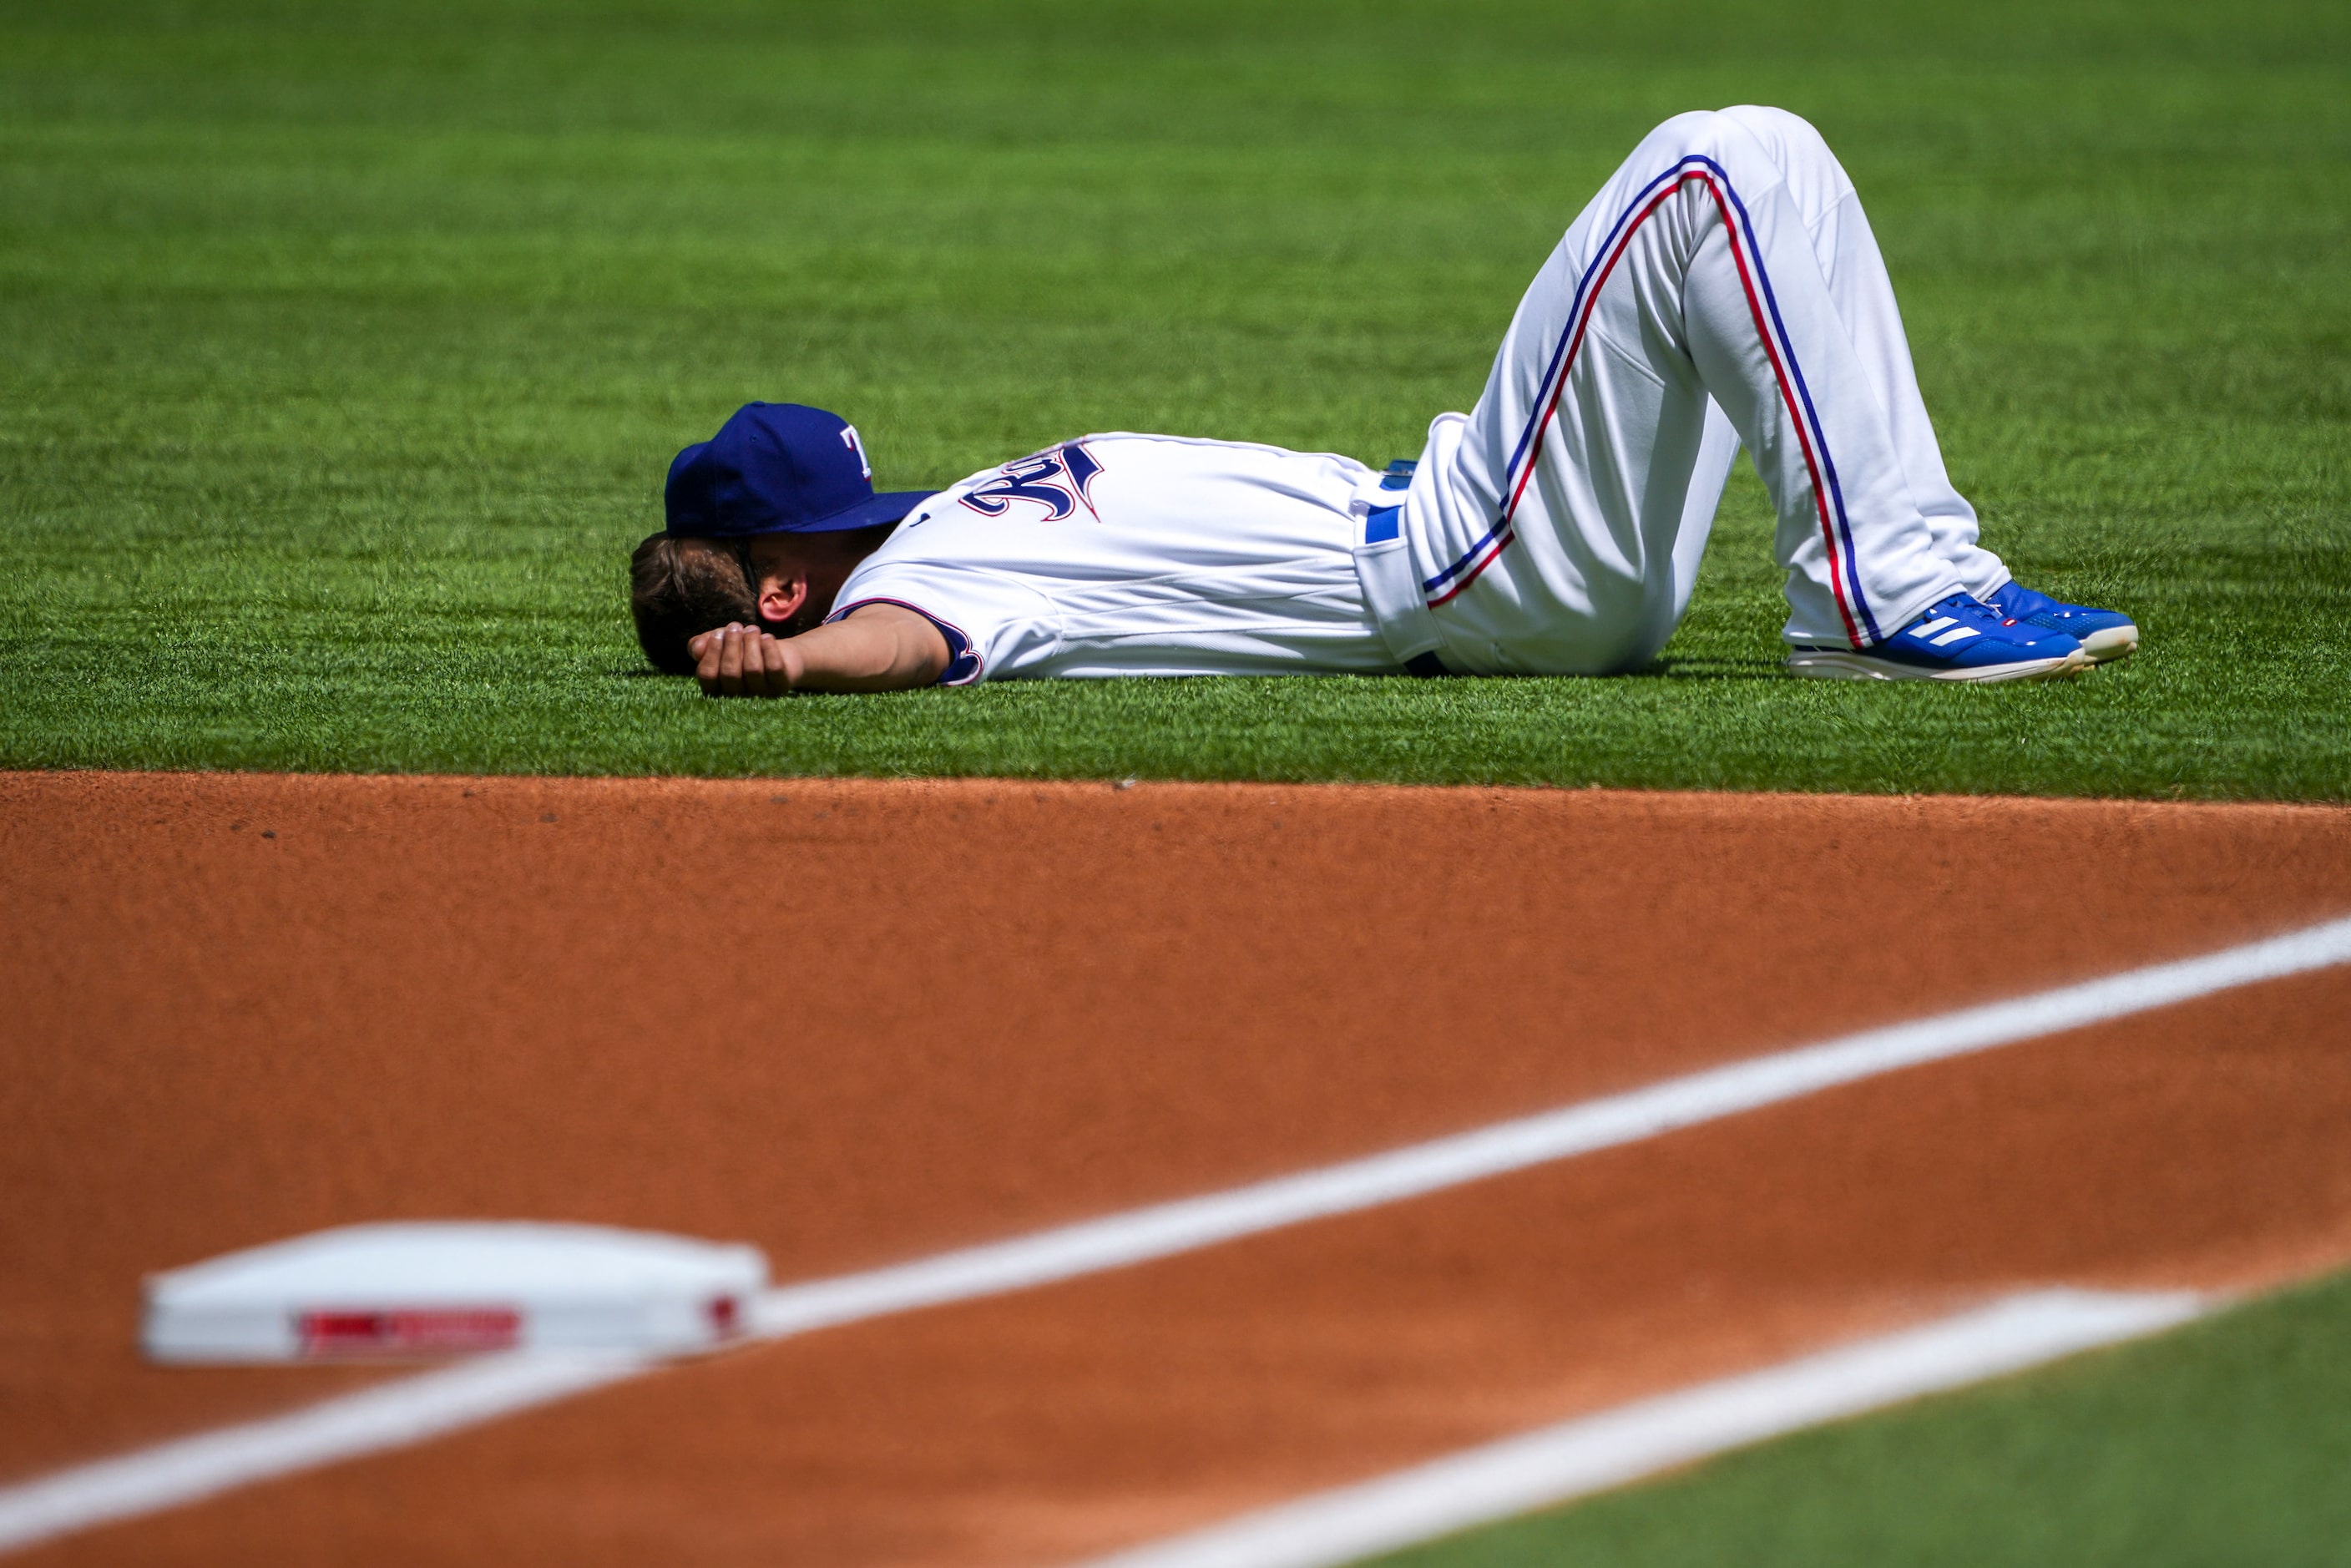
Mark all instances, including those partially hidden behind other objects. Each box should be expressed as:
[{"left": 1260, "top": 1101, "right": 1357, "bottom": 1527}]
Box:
[{"left": 958, "top": 443, "right": 1105, "bottom": 522}]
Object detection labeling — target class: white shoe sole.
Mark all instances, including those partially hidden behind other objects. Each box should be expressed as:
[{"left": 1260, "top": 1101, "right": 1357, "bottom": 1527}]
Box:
[
  {"left": 2078, "top": 624, "right": 2139, "bottom": 662},
  {"left": 1785, "top": 647, "right": 2091, "bottom": 683}
]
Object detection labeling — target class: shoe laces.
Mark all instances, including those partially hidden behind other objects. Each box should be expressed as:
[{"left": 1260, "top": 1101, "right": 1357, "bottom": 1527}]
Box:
[
  {"left": 1928, "top": 592, "right": 2009, "bottom": 628},
  {"left": 1914, "top": 592, "right": 2038, "bottom": 644},
  {"left": 1984, "top": 582, "right": 2056, "bottom": 623}
]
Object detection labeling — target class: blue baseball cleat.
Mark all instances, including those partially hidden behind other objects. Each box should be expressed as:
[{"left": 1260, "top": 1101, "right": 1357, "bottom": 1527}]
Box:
[
  {"left": 1787, "top": 592, "right": 2088, "bottom": 682},
  {"left": 1983, "top": 580, "right": 2140, "bottom": 663}
]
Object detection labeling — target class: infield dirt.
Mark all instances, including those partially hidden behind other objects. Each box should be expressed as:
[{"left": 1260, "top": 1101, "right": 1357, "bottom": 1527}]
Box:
[{"left": 4, "top": 773, "right": 2349, "bottom": 1565}]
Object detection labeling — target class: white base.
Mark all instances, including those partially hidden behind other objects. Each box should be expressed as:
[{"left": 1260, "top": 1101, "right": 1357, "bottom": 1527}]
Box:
[{"left": 143, "top": 1222, "right": 768, "bottom": 1363}]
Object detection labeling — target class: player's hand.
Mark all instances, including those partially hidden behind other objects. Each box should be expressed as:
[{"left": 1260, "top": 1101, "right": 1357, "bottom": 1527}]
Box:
[{"left": 690, "top": 623, "right": 800, "bottom": 698}]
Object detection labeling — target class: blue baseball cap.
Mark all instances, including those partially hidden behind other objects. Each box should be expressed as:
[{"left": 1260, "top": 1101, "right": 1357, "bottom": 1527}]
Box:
[{"left": 664, "top": 402, "right": 933, "bottom": 538}]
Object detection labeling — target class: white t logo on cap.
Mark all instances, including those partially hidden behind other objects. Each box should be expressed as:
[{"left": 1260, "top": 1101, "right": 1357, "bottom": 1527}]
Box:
[{"left": 839, "top": 424, "right": 871, "bottom": 479}]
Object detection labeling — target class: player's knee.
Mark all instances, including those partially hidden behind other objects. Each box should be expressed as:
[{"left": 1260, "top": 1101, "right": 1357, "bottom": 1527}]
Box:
[
  {"left": 1646, "top": 109, "right": 1735, "bottom": 158},
  {"left": 1647, "top": 106, "right": 1830, "bottom": 169},
  {"left": 1723, "top": 105, "right": 1824, "bottom": 142},
  {"left": 1717, "top": 105, "right": 1840, "bottom": 172}
]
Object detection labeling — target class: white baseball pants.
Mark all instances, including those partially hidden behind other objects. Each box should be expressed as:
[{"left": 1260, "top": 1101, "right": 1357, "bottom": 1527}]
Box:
[{"left": 1400, "top": 105, "right": 2011, "bottom": 672}]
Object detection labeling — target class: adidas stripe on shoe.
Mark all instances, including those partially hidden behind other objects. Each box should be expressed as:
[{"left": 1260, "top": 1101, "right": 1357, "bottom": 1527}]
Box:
[{"left": 1787, "top": 593, "right": 2089, "bottom": 683}]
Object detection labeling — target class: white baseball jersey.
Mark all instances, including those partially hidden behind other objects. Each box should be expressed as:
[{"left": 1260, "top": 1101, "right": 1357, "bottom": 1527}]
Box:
[{"left": 830, "top": 433, "right": 1409, "bottom": 683}]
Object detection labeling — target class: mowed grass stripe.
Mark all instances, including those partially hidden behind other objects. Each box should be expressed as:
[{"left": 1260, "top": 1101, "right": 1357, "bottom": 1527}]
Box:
[{"left": 2, "top": 0, "right": 2347, "bottom": 794}]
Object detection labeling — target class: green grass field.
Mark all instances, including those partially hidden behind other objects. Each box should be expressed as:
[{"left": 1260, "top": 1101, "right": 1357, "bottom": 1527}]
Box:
[
  {"left": 1374, "top": 1267, "right": 2351, "bottom": 1568},
  {"left": 2, "top": 0, "right": 2345, "bottom": 795}
]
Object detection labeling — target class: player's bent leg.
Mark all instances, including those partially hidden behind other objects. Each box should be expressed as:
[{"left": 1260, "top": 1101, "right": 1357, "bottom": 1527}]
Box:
[
  {"left": 1715, "top": 105, "right": 2141, "bottom": 665},
  {"left": 1409, "top": 104, "right": 1958, "bottom": 671},
  {"left": 1667, "top": 109, "right": 1969, "bottom": 646},
  {"left": 1408, "top": 107, "right": 2116, "bottom": 680},
  {"left": 1711, "top": 105, "right": 2006, "bottom": 597},
  {"left": 1656, "top": 111, "right": 2108, "bottom": 679}
]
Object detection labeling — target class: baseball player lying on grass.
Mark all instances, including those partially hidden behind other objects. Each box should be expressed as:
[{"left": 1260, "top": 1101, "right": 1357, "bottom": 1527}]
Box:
[{"left": 631, "top": 106, "right": 2138, "bottom": 695}]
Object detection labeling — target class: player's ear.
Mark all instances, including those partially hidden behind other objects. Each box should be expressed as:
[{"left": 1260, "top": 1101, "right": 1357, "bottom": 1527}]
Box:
[{"left": 756, "top": 570, "right": 808, "bottom": 626}]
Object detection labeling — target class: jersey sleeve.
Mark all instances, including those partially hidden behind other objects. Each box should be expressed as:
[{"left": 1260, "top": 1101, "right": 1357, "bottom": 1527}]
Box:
[{"left": 826, "top": 564, "right": 1061, "bottom": 685}]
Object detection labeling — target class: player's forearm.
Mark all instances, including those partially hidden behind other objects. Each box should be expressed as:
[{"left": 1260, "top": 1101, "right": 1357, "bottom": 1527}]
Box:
[
  {"left": 783, "top": 610, "right": 948, "bottom": 692},
  {"left": 690, "top": 607, "right": 948, "bottom": 696}
]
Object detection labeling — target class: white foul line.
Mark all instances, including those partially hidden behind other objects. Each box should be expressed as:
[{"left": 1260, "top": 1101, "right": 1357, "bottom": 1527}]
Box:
[
  {"left": 1069, "top": 1288, "right": 2209, "bottom": 1568},
  {"left": 1, "top": 912, "right": 2345, "bottom": 1555},
  {"left": 0, "top": 1355, "right": 648, "bottom": 1557},
  {"left": 746, "top": 911, "right": 2351, "bottom": 1337}
]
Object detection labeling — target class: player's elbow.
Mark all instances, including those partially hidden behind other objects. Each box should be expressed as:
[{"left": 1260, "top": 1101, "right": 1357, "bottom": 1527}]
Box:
[
  {"left": 889, "top": 614, "right": 953, "bottom": 688},
  {"left": 800, "top": 603, "right": 953, "bottom": 692}
]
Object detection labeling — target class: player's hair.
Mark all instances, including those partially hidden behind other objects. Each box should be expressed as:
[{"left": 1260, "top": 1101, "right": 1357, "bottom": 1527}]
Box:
[{"left": 629, "top": 534, "right": 757, "bottom": 675}]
